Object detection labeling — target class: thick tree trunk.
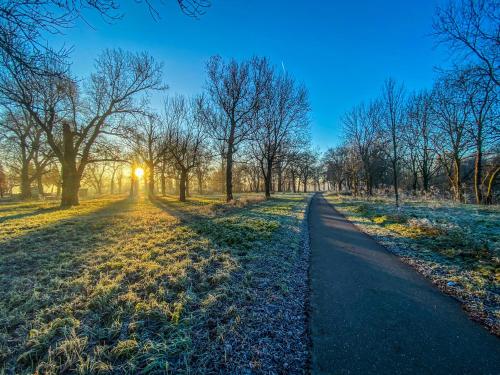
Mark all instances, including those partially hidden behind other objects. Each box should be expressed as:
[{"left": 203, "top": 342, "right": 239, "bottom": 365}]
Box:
[
  {"left": 291, "top": 171, "right": 296, "bottom": 193},
  {"left": 61, "top": 162, "right": 80, "bottom": 207},
  {"left": 179, "top": 170, "right": 187, "bottom": 202},
  {"left": 20, "top": 163, "right": 31, "bottom": 199},
  {"left": 60, "top": 124, "right": 80, "bottom": 207},
  {"left": 37, "top": 175, "right": 44, "bottom": 196}
]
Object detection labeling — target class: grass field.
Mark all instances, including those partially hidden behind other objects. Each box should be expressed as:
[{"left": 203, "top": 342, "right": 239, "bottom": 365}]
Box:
[
  {"left": 325, "top": 194, "right": 500, "bottom": 335},
  {"left": 0, "top": 193, "right": 310, "bottom": 374}
]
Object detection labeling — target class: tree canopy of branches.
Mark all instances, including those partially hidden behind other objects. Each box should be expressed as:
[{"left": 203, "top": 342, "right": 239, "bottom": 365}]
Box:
[{"left": 0, "top": 48, "right": 165, "bottom": 206}]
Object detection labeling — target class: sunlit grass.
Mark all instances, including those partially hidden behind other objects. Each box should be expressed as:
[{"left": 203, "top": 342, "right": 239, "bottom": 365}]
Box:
[{"left": 0, "top": 193, "right": 309, "bottom": 373}]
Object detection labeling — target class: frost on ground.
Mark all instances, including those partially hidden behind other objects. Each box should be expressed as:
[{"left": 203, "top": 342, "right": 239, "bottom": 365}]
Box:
[
  {"left": 325, "top": 194, "right": 500, "bottom": 336},
  {"left": 0, "top": 193, "right": 311, "bottom": 374}
]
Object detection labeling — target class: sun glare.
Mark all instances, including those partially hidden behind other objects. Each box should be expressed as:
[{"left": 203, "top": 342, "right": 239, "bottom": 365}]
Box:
[{"left": 134, "top": 167, "right": 145, "bottom": 178}]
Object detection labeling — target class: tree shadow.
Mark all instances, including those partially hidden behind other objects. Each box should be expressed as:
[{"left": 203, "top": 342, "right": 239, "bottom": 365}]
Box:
[
  {"left": 0, "top": 206, "right": 62, "bottom": 224},
  {"left": 0, "top": 198, "right": 131, "bottom": 279}
]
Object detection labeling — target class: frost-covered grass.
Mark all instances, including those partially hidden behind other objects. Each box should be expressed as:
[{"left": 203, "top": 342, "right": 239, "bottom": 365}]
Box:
[
  {"left": 0, "top": 193, "right": 310, "bottom": 374},
  {"left": 325, "top": 194, "right": 500, "bottom": 335}
]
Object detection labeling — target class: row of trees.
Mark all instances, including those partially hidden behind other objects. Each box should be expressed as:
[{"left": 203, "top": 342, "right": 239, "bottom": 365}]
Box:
[
  {"left": 0, "top": 50, "right": 313, "bottom": 206},
  {"left": 323, "top": 0, "right": 499, "bottom": 205}
]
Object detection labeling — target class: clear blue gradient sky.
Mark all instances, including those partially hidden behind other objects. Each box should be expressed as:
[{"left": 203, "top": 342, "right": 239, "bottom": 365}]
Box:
[{"left": 52, "top": 0, "right": 450, "bottom": 150}]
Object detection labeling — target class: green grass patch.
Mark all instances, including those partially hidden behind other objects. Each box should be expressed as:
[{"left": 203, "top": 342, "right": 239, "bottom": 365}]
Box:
[{"left": 0, "top": 193, "right": 309, "bottom": 373}]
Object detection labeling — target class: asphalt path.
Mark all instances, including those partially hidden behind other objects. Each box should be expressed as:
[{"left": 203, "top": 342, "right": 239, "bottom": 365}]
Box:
[{"left": 309, "top": 193, "right": 500, "bottom": 374}]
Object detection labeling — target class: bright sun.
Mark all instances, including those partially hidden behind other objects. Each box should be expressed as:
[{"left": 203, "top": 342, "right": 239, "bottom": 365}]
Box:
[{"left": 134, "top": 167, "right": 145, "bottom": 178}]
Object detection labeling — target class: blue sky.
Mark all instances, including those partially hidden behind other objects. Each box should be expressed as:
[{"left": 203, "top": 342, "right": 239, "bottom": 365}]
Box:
[{"left": 52, "top": 0, "right": 449, "bottom": 150}]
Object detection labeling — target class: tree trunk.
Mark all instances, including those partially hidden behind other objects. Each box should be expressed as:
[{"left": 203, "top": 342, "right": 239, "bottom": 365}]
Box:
[
  {"left": 226, "top": 144, "right": 234, "bottom": 202},
  {"left": 160, "top": 169, "right": 166, "bottom": 196},
  {"left": 392, "top": 140, "right": 399, "bottom": 207},
  {"left": 366, "top": 174, "right": 373, "bottom": 196},
  {"left": 264, "top": 159, "right": 272, "bottom": 198},
  {"left": 60, "top": 123, "right": 80, "bottom": 207},
  {"left": 485, "top": 166, "right": 499, "bottom": 204},
  {"left": 37, "top": 175, "right": 44, "bottom": 196},
  {"left": 277, "top": 163, "right": 283, "bottom": 192},
  {"left": 179, "top": 170, "right": 187, "bottom": 202},
  {"left": 422, "top": 157, "right": 430, "bottom": 193},
  {"left": 20, "top": 163, "right": 31, "bottom": 199},
  {"left": 453, "top": 156, "right": 464, "bottom": 203},
  {"left": 148, "top": 161, "right": 155, "bottom": 197},
  {"left": 474, "top": 141, "right": 483, "bottom": 204},
  {"left": 291, "top": 171, "right": 296, "bottom": 193},
  {"left": 61, "top": 162, "right": 80, "bottom": 207}
]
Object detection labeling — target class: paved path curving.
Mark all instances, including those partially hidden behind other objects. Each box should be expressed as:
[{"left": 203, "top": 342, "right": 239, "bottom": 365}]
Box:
[{"left": 309, "top": 193, "right": 500, "bottom": 375}]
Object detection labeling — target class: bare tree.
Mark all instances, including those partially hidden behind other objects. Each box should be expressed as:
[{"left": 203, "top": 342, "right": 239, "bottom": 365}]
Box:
[
  {"left": 382, "top": 78, "right": 405, "bottom": 206},
  {"left": 163, "top": 96, "right": 205, "bottom": 202},
  {"left": 127, "top": 114, "right": 167, "bottom": 197},
  {"left": 0, "top": 0, "right": 210, "bottom": 75},
  {"left": 343, "top": 100, "right": 384, "bottom": 196},
  {"left": 405, "top": 90, "right": 438, "bottom": 193},
  {"left": 204, "top": 56, "right": 268, "bottom": 202},
  {"left": 431, "top": 74, "right": 472, "bottom": 202},
  {"left": 433, "top": 0, "right": 499, "bottom": 86},
  {"left": 0, "top": 106, "right": 53, "bottom": 198},
  {"left": 456, "top": 67, "right": 497, "bottom": 203},
  {"left": 251, "top": 68, "right": 310, "bottom": 198},
  {"left": 0, "top": 49, "right": 164, "bottom": 206}
]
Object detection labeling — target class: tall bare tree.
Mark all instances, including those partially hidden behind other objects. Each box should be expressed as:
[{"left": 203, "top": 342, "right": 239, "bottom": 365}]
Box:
[
  {"left": 405, "top": 91, "right": 438, "bottom": 193},
  {"left": 163, "top": 96, "right": 205, "bottom": 202},
  {"left": 431, "top": 74, "right": 472, "bottom": 202},
  {"left": 456, "top": 67, "right": 497, "bottom": 203},
  {"left": 343, "top": 100, "right": 384, "bottom": 196},
  {"left": 204, "top": 56, "right": 268, "bottom": 202},
  {"left": 252, "top": 68, "right": 309, "bottom": 198},
  {"left": 382, "top": 78, "right": 405, "bottom": 206}
]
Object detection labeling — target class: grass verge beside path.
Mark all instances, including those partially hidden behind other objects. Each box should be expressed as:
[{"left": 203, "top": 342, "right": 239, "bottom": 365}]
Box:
[
  {"left": 0, "top": 193, "right": 310, "bottom": 374},
  {"left": 325, "top": 193, "right": 500, "bottom": 336}
]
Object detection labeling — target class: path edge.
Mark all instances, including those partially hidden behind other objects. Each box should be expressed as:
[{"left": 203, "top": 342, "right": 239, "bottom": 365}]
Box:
[{"left": 302, "top": 192, "right": 315, "bottom": 374}]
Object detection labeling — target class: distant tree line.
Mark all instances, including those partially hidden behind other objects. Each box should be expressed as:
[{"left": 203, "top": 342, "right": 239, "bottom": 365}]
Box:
[{"left": 322, "top": 0, "right": 499, "bottom": 205}]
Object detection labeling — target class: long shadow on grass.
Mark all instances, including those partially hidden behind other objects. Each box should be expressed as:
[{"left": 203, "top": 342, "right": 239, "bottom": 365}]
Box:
[
  {"left": 0, "top": 198, "right": 131, "bottom": 282},
  {"left": 151, "top": 195, "right": 304, "bottom": 257},
  {"left": 0, "top": 206, "right": 61, "bottom": 223}
]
